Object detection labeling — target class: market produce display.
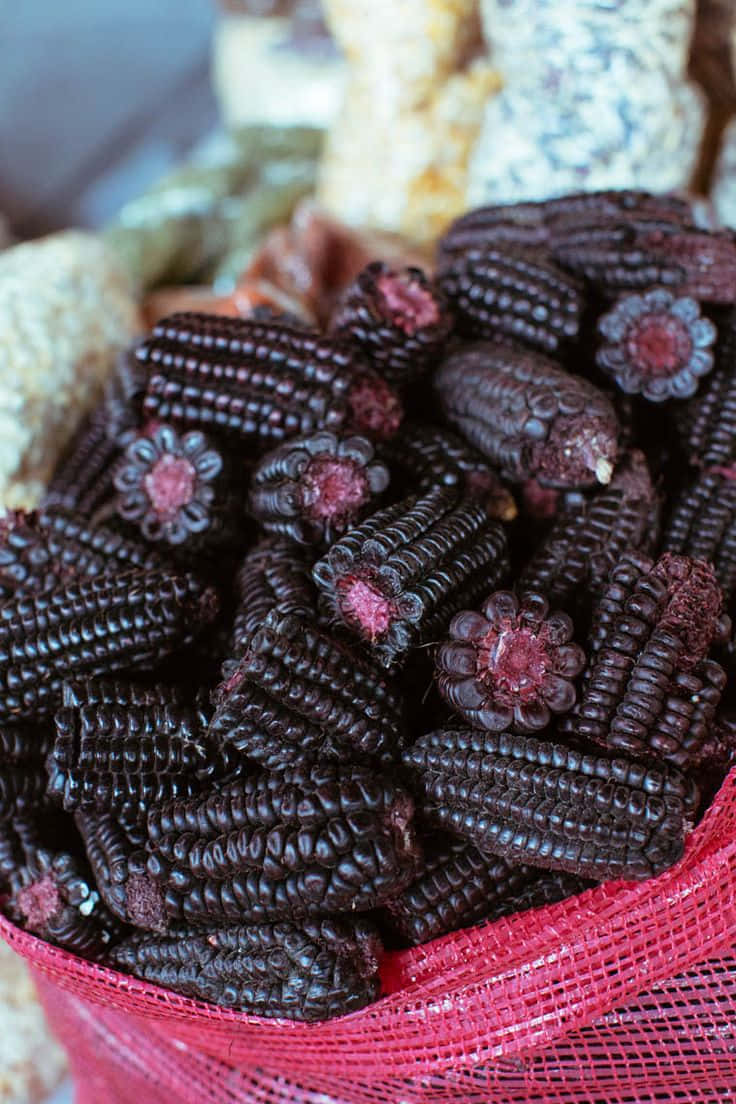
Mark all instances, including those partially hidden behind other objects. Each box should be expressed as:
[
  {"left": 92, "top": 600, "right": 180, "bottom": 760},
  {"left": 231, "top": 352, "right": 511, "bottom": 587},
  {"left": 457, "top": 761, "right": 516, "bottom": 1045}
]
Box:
[{"left": 3, "top": 188, "right": 736, "bottom": 1028}]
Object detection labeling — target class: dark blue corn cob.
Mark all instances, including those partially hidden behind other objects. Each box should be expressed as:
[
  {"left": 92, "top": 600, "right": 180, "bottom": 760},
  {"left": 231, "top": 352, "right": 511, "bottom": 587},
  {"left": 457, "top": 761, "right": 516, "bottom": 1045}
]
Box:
[
  {"left": 75, "top": 810, "right": 168, "bottom": 931},
  {"left": 108, "top": 916, "right": 383, "bottom": 1021},
  {"left": 0, "top": 568, "right": 217, "bottom": 721},
  {"left": 0, "top": 505, "right": 165, "bottom": 603},
  {"left": 380, "top": 835, "right": 534, "bottom": 947},
  {"left": 434, "top": 343, "right": 620, "bottom": 489},
  {"left": 518, "top": 450, "right": 658, "bottom": 615},
  {"left": 144, "top": 763, "right": 420, "bottom": 924},
  {"left": 329, "top": 262, "right": 453, "bottom": 390},
  {"left": 312, "top": 487, "right": 509, "bottom": 669},
  {"left": 210, "top": 611, "right": 406, "bottom": 769},
  {"left": 247, "top": 430, "right": 390, "bottom": 546},
  {"left": 662, "top": 468, "right": 736, "bottom": 601},
  {"left": 402, "top": 727, "right": 696, "bottom": 882},
  {"left": 136, "top": 312, "right": 403, "bottom": 451},
  {"left": 378, "top": 422, "right": 517, "bottom": 522},
  {"left": 566, "top": 552, "right": 728, "bottom": 768},
  {"left": 437, "top": 247, "right": 585, "bottom": 354}
]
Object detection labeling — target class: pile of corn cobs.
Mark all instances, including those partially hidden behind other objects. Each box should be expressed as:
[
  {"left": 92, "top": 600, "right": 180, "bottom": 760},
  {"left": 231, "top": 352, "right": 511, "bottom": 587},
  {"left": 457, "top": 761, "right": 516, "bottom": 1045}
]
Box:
[{"left": 2, "top": 189, "right": 736, "bottom": 1022}]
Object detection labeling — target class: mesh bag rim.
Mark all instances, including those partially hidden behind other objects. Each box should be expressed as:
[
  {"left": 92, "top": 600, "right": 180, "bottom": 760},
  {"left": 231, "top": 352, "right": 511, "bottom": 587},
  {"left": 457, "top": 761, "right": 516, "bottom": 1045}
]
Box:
[{"left": 2, "top": 768, "right": 736, "bottom": 1080}]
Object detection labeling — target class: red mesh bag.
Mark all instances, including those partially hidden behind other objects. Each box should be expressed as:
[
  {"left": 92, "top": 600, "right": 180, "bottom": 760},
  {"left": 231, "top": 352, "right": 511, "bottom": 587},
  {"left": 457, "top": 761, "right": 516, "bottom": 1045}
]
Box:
[{"left": 3, "top": 768, "right": 736, "bottom": 1103}]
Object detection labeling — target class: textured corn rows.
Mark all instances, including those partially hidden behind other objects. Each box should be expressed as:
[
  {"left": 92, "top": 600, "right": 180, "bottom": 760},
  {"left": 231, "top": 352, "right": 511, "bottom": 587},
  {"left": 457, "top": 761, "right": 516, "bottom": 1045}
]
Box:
[
  {"left": 109, "top": 916, "right": 382, "bottom": 1021},
  {"left": 0, "top": 724, "right": 53, "bottom": 821},
  {"left": 378, "top": 422, "right": 517, "bottom": 522},
  {"left": 0, "top": 568, "right": 216, "bottom": 720},
  {"left": 434, "top": 343, "right": 620, "bottom": 488},
  {"left": 566, "top": 553, "right": 727, "bottom": 768},
  {"left": 437, "top": 247, "right": 585, "bottom": 354},
  {"left": 402, "top": 727, "right": 695, "bottom": 881},
  {"left": 226, "top": 538, "right": 316, "bottom": 667},
  {"left": 6, "top": 844, "right": 122, "bottom": 959},
  {"left": 247, "top": 430, "right": 390, "bottom": 546},
  {"left": 380, "top": 837, "right": 534, "bottom": 947},
  {"left": 211, "top": 612, "right": 405, "bottom": 769},
  {"left": 313, "top": 487, "right": 509, "bottom": 668},
  {"left": 437, "top": 191, "right": 692, "bottom": 265},
  {"left": 663, "top": 469, "right": 736, "bottom": 601},
  {"left": 0, "top": 505, "right": 164, "bottom": 602},
  {"left": 519, "top": 450, "right": 657, "bottom": 616},
  {"left": 136, "top": 312, "right": 403, "bottom": 449},
  {"left": 143, "top": 764, "right": 420, "bottom": 924},
  {"left": 75, "top": 811, "right": 167, "bottom": 931},
  {"left": 329, "top": 262, "right": 453, "bottom": 390},
  {"left": 675, "top": 309, "right": 736, "bottom": 467}
]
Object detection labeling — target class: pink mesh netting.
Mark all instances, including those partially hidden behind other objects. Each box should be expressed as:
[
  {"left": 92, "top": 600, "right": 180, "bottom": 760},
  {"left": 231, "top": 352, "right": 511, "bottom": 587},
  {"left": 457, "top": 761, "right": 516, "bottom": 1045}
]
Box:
[{"left": 4, "top": 768, "right": 736, "bottom": 1103}]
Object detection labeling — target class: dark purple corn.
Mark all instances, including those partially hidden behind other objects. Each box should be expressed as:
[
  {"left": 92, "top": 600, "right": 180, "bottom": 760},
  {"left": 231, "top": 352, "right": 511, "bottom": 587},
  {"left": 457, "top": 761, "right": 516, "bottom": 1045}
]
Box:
[
  {"left": 663, "top": 468, "right": 736, "bottom": 601},
  {"left": 596, "top": 288, "right": 717, "bottom": 401},
  {"left": 144, "top": 763, "right": 420, "bottom": 924},
  {"left": 75, "top": 811, "right": 168, "bottom": 931},
  {"left": 0, "top": 724, "right": 54, "bottom": 821},
  {"left": 0, "top": 568, "right": 217, "bottom": 721},
  {"left": 109, "top": 916, "right": 383, "bottom": 1021},
  {"left": 379, "top": 422, "right": 517, "bottom": 522},
  {"left": 114, "top": 423, "right": 235, "bottom": 549},
  {"left": 210, "top": 611, "right": 405, "bottom": 769},
  {"left": 137, "top": 312, "right": 403, "bottom": 450},
  {"left": 402, "top": 727, "right": 695, "bottom": 882},
  {"left": 551, "top": 220, "right": 736, "bottom": 302},
  {"left": 436, "top": 590, "right": 585, "bottom": 732},
  {"left": 434, "top": 343, "right": 620, "bottom": 489},
  {"left": 6, "top": 846, "right": 122, "bottom": 958},
  {"left": 518, "top": 450, "right": 658, "bottom": 614},
  {"left": 312, "top": 487, "right": 509, "bottom": 668},
  {"left": 567, "top": 552, "right": 728, "bottom": 768},
  {"left": 247, "top": 431, "right": 390, "bottom": 546},
  {"left": 47, "top": 701, "right": 222, "bottom": 820},
  {"left": 329, "top": 262, "right": 453, "bottom": 390},
  {"left": 226, "top": 538, "right": 316, "bottom": 666},
  {"left": 0, "top": 817, "right": 41, "bottom": 891},
  {"left": 437, "top": 191, "right": 692, "bottom": 265},
  {"left": 491, "top": 868, "right": 592, "bottom": 920},
  {"left": 437, "top": 247, "right": 585, "bottom": 355},
  {"left": 380, "top": 836, "right": 533, "bottom": 947},
  {"left": 0, "top": 505, "right": 164, "bottom": 603},
  {"left": 60, "top": 678, "right": 194, "bottom": 711},
  {"left": 675, "top": 309, "right": 736, "bottom": 467}
]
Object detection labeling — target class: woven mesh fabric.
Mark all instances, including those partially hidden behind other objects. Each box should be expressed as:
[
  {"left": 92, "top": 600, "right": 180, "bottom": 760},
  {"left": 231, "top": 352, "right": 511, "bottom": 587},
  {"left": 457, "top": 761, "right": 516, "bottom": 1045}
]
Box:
[{"left": 4, "top": 768, "right": 736, "bottom": 1102}]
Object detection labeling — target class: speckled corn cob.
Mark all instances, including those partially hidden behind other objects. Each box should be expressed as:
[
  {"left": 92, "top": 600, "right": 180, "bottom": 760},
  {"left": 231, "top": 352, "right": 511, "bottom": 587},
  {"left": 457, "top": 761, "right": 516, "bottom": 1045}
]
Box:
[
  {"left": 226, "top": 538, "right": 316, "bottom": 666},
  {"left": 402, "top": 727, "right": 695, "bottom": 881},
  {"left": 434, "top": 343, "right": 620, "bottom": 488},
  {"left": 312, "top": 487, "right": 509, "bottom": 668},
  {"left": 519, "top": 450, "right": 657, "bottom": 615},
  {"left": 144, "top": 763, "right": 419, "bottom": 924},
  {"left": 0, "top": 568, "right": 217, "bottom": 721},
  {"left": 0, "top": 505, "right": 165, "bottom": 603},
  {"left": 674, "top": 309, "right": 736, "bottom": 467},
  {"left": 437, "top": 247, "right": 586, "bottom": 354},
  {"left": 6, "top": 845, "right": 122, "bottom": 958},
  {"left": 329, "top": 262, "right": 453, "bottom": 390},
  {"left": 379, "top": 422, "right": 517, "bottom": 522},
  {"left": 663, "top": 469, "right": 736, "bottom": 601},
  {"left": 568, "top": 552, "right": 728, "bottom": 768},
  {"left": 210, "top": 611, "right": 405, "bottom": 769},
  {"left": 109, "top": 916, "right": 382, "bottom": 1020},
  {"left": 137, "top": 312, "right": 403, "bottom": 450},
  {"left": 0, "top": 232, "right": 140, "bottom": 510},
  {"left": 75, "top": 811, "right": 167, "bottom": 932},
  {"left": 551, "top": 220, "right": 736, "bottom": 302},
  {"left": 247, "top": 430, "right": 390, "bottom": 546},
  {"left": 381, "top": 836, "right": 533, "bottom": 946}
]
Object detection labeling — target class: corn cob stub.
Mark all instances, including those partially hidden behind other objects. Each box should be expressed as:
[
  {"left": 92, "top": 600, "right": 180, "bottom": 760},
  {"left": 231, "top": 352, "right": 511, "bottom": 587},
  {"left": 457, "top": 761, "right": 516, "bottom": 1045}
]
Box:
[{"left": 435, "top": 590, "right": 586, "bottom": 732}]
